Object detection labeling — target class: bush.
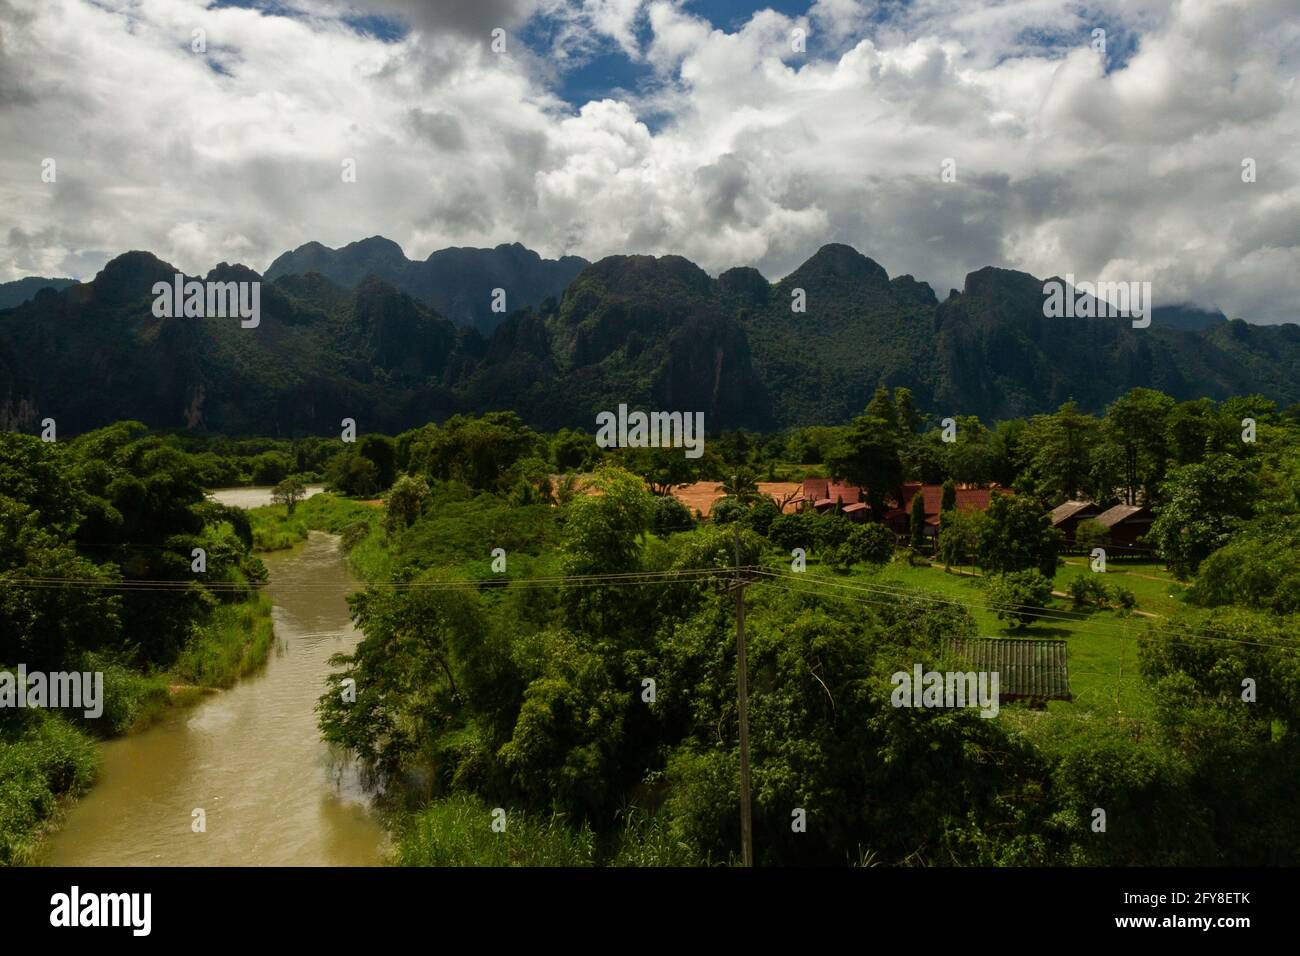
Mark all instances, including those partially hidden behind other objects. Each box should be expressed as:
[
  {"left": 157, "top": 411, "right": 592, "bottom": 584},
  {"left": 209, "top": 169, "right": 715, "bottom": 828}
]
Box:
[
  {"left": 845, "top": 522, "right": 894, "bottom": 566},
  {"left": 937, "top": 509, "right": 981, "bottom": 568},
  {"left": 1067, "top": 573, "right": 1109, "bottom": 607},
  {"left": 824, "top": 543, "right": 854, "bottom": 574},
  {"left": 710, "top": 497, "right": 744, "bottom": 525},
  {"left": 651, "top": 495, "right": 695, "bottom": 536},
  {"left": 744, "top": 498, "right": 781, "bottom": 537},
  {"left": 767, "top": 511, "right": 816, "bottom": 553},
  {"left": 0, "top": 714, "right": 98, "bottom": 865},
  {"left": 813, "top": 513, "right": 853, "bottom": 551},
  {"left": 1112, "top": 586, "right": 1136, "bottom": 611},
  {"left": 341, "top": 520, "right": 371, "bottom": 553}
]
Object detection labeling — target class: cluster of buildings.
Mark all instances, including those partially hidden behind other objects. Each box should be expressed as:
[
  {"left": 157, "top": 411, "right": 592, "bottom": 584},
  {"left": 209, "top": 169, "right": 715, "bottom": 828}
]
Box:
[
  {"left": 664, "top": 478, "right": 1154, "bottom": 551},
  {"left": 1047, "top": 500, "right": 1153, "bottom": 549}
]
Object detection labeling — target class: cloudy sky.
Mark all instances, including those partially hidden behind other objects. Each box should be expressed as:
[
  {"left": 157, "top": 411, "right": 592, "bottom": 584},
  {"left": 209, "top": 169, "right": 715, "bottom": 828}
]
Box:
[{"left": 0, "top": 0, "right": 1296, "bottom": 321}]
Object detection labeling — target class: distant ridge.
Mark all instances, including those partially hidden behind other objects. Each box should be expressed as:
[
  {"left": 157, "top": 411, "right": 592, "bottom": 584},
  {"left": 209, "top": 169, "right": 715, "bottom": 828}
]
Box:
[
  {"left": 264, "top": 237, "right": 589, "bottom": 335},
  {"left": 0, "top": 276, "right": 78, "bottom": 310}
]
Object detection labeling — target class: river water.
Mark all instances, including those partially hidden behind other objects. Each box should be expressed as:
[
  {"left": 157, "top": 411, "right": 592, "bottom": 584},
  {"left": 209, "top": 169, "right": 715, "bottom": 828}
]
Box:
[{"left": 44, "top": 487, "right": 386, "bottom": 866}]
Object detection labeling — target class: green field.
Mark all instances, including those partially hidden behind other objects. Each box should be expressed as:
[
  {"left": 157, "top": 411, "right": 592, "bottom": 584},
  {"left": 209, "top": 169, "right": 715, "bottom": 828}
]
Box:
[{"left": 780, "top": 555, "right": 1170, "bottom": 719}]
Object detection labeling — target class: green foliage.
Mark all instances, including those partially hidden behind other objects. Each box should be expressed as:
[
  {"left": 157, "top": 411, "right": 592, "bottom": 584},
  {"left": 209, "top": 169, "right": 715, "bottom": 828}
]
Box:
[
  {"left": 651, "top": 494, "right": 695, "bottom": 536},
  {"left": 908, "top": 490, "right": 927, "bottom": 551},
  {"left": 845, "top": 522, "right": 894, "bottom": 566},
  {"left": 940, "top": 478, "right": 956, "bottom": 512},
  {"left": 1067, "top": 572, "right": 1109, "bottom": 607},
  {"left": 394, "top": 795, "right": 598, "bottom": 867},
  {"left": 383, "top": 474, "right": 431, "bottom": 533},
  {"left": 977, "top": 493, "right": 1062, "bottom": 577},
  {"left": 271, "top": 474, "right": 307, "bottom": 514},
  {"left": 986, "top": 570, "right": 1054, "bottom": 627},
  {"left": 172, "top": 595, "right": 276, "bottom": 690},
  {"left": 0, "top": 713, "right": 98, "bottom": 866},
  {"left": 1148, "top": 454, "right": 1259, "bottom": 577},
  {"left": 825, "top": 411, "right": 902, "bottom": 514},
  {"left": 936, "top": 509, "right": 981, "bottom": 568},
  {"left": 407, "top": 412, "right": 538, "bottom": 491},
  {"left": 1074, "top": 517, "right": 1108, "bottom": 550},
  {"left": 766, "top": 510, "right": 817, "bottom": 553},
  {"left": 357, "top": 434, "right": 397, "bottom": 490},
  {"left": 1190, "top": 515, "right": 1300, "bottom": 613},
  {"left": 325, "top": 451, "right": 381, "bottom": 497}
]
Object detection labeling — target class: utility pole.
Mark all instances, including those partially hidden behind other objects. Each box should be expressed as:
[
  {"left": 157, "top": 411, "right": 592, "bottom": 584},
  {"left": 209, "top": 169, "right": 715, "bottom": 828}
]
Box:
[{"left": 729, "top": 515, "right": 754, "bottom": 867}]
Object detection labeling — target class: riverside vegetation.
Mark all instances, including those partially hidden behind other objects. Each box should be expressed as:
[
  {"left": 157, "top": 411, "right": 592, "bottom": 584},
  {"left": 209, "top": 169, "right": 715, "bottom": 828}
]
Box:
[
  {"left": 237, "top": 389, "right": 1300, "bottom": 866},
  {"left": 0, "top": 423, "right": 273, "bottom": 864}
]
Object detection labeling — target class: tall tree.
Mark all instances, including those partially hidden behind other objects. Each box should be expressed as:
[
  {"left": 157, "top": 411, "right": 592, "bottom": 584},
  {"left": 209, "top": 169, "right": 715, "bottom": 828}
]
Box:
[
  {"left": 1102, "top": 388, "right": 1175, "bottom": 505},
  {"left": 909, "top": 490, "right": 927, "bottom": 551},
  {"left": 1019, "top": 401, "right": 1100, "bottom": 502},
  {"left": 865, "top": 386, "right": 899, "bottom": 433},
  {"left": 825, "top": 412, "right": 903, "bottom": 515},
  {"left": 940, "top": 478, "right": 957, "bottom": 512}
]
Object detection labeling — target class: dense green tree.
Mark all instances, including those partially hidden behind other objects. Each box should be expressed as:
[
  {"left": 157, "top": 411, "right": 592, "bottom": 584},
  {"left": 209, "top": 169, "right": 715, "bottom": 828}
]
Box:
[
  {"left": 250, "top": 451, "right": 293, "bottom": 485},
  {"left": 1018, "top": 401, "right": 1100, "bottom": 502},
  {"left": 1190, "top": 516, "right": 1300, "bottom": 614},
  {"left": 623, "top": 445, "right": 702, "bottom": 496},
  {"left": 909, "top": 491, "right": 927, "bottom": 551},
  {"left": 825, "top": 412, "right": 903, "bottom": 514},
  {"left": 1102, "top": 388, "right": 1176, "bottom": 505},
  {"left": 936, "top": 509, "right": 981, "bottom": 569},
  {"left": 865, "top": 386, "right": 898, "bottom": 430},
  {"left": 326, "top": 452, "right": 381, "bottom": 497},
  {"left": 1147, "top": 454, "right": 1259, "bottom": 577},
  {"left": 409, "top": 412, "right": 538, "bottom": 491},
  {"left": 384, "top": 474, "right": 431, "bottom": 532},
  {"left": 272, "top": 475, "right": 307, "bottom": 514},
  {"left": 893, "top": 386, "right": 923, "bottom": 435},
  {"left": 986, "top": 570, "right": 1053, "bottom": 628},
  {"left": 977, "top": 493, "right": 1061, "bottom": 577},
  {"left": 944, "top": 416, "right": 996, "bottom": 485},
  {"left": 651, "top": 494, "right": 695, "bottom": 536},
  {"left": 358, "top": 434, "right": 397, "bottom": 490}
]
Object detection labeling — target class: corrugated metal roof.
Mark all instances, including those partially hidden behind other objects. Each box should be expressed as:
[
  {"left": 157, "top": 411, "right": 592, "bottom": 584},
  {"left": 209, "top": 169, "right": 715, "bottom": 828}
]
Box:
[
  {"left": 1050, "top": 500, "right": 1100, "bottom": 525},
  {"left": 1095, "top": 504, "right": 1151, "bottom": 529},
  {"left": 946, "top": 638, "right": 1073, "bottom": 701}
]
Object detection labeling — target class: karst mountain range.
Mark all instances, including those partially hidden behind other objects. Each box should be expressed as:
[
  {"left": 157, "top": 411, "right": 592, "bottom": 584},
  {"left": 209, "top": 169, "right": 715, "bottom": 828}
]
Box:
[{"left": 1, "top": 236, "right": 1295, "bottom": 435}]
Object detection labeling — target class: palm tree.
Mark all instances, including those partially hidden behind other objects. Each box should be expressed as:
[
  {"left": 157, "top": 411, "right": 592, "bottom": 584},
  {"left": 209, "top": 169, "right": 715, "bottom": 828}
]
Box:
[{"left": 717, "top": 471, "right": 762, "bottom": 507}]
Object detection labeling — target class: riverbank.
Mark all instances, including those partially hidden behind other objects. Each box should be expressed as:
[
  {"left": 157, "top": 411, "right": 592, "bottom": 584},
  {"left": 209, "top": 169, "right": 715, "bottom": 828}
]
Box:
[
  {"left": 2, "top": 592, "right": 277, "bottom": 866},
  {"left": 246, "top": 492, "right": 389, "bottom": 575},
  {"left": 41, "top": 532, "right": 386, "bottom": 866}
]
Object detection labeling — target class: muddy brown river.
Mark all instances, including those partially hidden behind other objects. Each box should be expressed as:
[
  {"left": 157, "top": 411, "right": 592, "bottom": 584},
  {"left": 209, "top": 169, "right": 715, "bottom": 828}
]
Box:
[{"left": 44, "top": 488, "right": 386, "bottom": 866}]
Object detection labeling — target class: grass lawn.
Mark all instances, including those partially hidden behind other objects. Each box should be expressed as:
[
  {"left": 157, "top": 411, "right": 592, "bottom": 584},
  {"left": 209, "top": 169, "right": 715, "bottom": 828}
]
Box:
[
  {"left": 788, "top": 556, "right": 1158, "bottom": 720},
  {"left": 1055, "top": 557, "right": 1189, "bottom": 615}
]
